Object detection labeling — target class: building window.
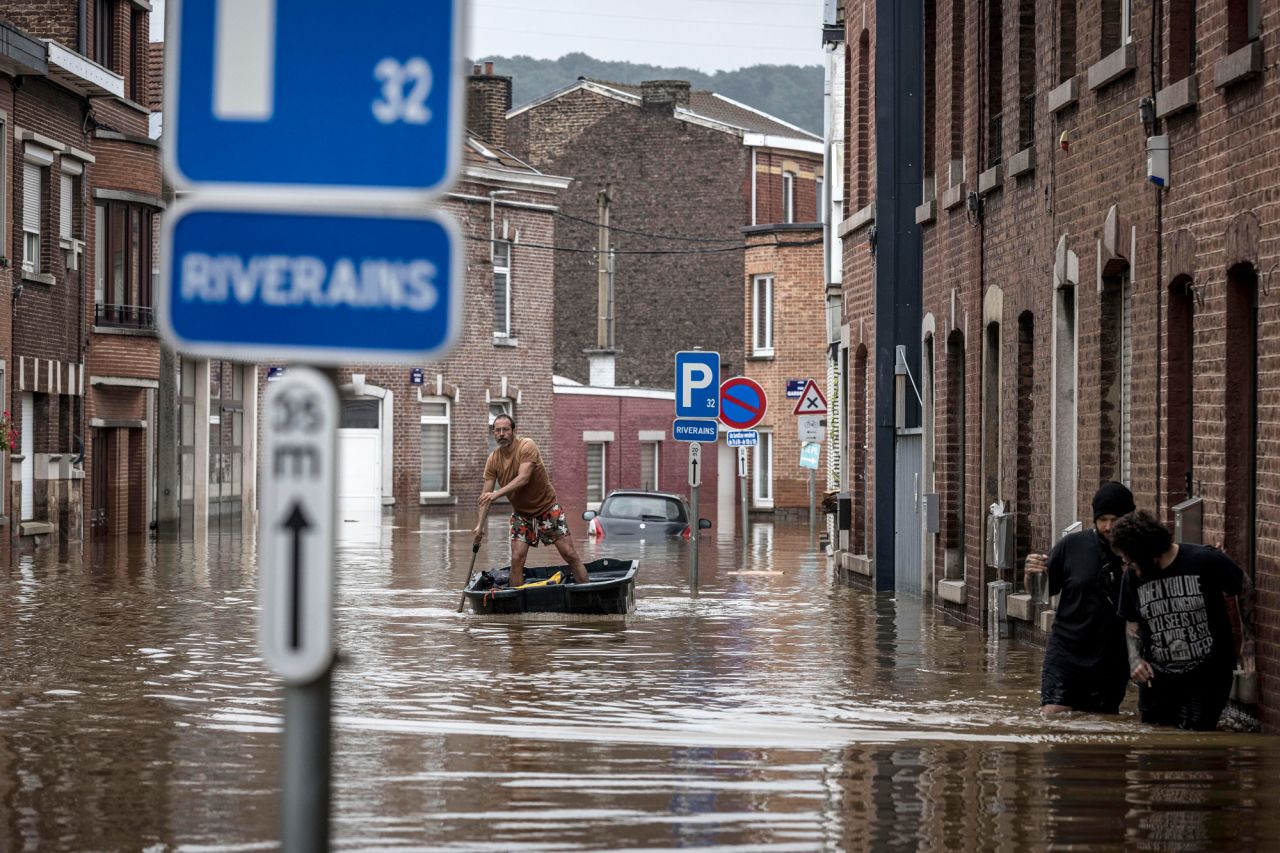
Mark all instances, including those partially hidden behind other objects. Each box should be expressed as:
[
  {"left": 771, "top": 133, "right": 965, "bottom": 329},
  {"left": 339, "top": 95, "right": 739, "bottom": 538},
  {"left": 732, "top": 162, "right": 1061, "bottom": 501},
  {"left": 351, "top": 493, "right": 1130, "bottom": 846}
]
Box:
[
  {"left": 493, "top": 239, "right": 511, "bottom": 338},
  {"left": 1058, "top": 0, "right": 1077, "bottom": 81},
  {"left": 130, "top": 8, "right": 145, "bottom": 102},
  {"left": 95, "top": 0, "right": 116, "bottom": 70},
  {"left": 1101, "top": 0, "right": 1132, "bottom": 55},
  {"left": 1168, "top": 0, "right": 1198, "bottom": 82},
  {"left": 640, "top": 441, "right": 660, "bottom": 490},
  {"left": 488, "top": 399, "right": 513, "bottom": 452},
  {"left": 1228, "top": 0, "right": 1260, "bottom": 52},
  {"left": 59, "top": 162, "right": 84, "bottom": 271},
  {"left": 1099, "top": 272, "right": 1132, "bottom": 483},
  {"left": 419, "top": 397, "right": 450, "bottom": 497},
  {"left": 22, "top": 159, "right": 46, "bottom": 275},
  {"left": 752, "top": 274, "right": 774, "bottom": 356},
  {"left": 586, "top": 442, "right": 606, "bottom": 507},
  {"left": 752, "top": 430, "right": 774, "bottom": 508},
  {"left": 94, "top": 201, "right": 155, "bottom": 329},
  {"left": 783, "top": 170, "right": 795, "bottom": 223},
  {"left": 986, "top": 0, "right": 1004, "bottom": 169},
  {"left": 816, "top": 175, "right": 825, "bottom": 223}
]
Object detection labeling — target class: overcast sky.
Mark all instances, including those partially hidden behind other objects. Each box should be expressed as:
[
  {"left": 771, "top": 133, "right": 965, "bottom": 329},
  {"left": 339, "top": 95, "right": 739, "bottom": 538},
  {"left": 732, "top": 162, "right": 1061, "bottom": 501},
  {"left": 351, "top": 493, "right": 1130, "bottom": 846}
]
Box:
[{"left": 152, "top": 0, "right": 824, "bottom": 73}]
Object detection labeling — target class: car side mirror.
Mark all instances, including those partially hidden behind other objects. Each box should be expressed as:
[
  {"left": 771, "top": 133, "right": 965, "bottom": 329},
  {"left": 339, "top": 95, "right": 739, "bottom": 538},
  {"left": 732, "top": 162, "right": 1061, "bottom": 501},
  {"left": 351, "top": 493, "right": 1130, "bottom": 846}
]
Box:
[
  {"left": 698, "top": 518, "right": 712, "bottom": 529},
  {"left": 582, "top": 510, "right": 597, "bottom": 521}
]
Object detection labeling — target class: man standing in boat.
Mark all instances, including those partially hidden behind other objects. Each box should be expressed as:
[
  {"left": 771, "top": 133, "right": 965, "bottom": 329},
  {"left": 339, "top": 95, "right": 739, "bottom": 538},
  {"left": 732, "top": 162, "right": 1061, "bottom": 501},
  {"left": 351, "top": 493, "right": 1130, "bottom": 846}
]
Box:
[{"left": 473, "top": 414, "right": 591, "bottom": 586}]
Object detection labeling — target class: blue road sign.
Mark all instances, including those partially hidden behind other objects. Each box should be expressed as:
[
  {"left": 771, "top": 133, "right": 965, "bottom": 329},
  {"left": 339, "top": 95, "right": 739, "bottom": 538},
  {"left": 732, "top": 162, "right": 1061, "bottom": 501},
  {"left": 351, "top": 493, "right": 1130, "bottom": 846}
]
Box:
[
  {"left": 166, "top": 0, "right": 465, "bottom": 194},
  {"left": 675, "top": 351, "right": 720, "bottom": 419},
  {"left": 159, "top": 200, "right": 462, "bottom": 364},
  {"left": 799, "top": 442, "right": 821, "bottom": 469},
  {"left": 726, "top": 430, "right": 759, "bottom": 447},
  {"left": 673, "top": 419, "right": 719, "bottom": 443},
  {"left": 786, "top": 379, "right": 806, "bottom": 398}
]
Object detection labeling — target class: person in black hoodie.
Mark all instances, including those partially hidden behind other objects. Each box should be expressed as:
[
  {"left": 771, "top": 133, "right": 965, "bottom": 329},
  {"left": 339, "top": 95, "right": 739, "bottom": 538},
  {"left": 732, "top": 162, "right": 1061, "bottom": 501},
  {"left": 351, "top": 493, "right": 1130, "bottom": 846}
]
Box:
[{"left": 1024, "top": 482, "right": 1135, "bottom": 715}]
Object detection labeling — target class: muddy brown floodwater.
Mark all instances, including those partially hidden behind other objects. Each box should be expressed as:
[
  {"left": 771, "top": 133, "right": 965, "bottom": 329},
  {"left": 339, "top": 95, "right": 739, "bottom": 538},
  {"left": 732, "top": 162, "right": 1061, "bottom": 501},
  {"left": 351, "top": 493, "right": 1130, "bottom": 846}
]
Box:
[{"left": 0, "top": 513, "right": 1277, "bottom": 851}]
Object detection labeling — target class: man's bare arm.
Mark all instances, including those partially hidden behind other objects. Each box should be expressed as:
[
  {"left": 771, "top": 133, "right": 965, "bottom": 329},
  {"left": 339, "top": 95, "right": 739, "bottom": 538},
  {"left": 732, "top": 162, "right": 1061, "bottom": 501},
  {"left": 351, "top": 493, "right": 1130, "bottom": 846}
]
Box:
[
  {"left": 1127, "top": 621, "right": 1154, "bottom": 685},
  {"left": 483, "top": 462, "right": 533, "bottom": 502},
  {"left": 473, "top": 476, "right": 496, "bottom": 542}
]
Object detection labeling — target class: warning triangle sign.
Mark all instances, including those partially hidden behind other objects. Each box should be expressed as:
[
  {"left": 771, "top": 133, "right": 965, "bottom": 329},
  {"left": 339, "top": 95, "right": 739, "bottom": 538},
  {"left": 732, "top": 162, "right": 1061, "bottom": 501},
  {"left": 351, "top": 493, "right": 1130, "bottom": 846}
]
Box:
[{"left": 792, "top": 379, "right": 828, "bottom": 415}]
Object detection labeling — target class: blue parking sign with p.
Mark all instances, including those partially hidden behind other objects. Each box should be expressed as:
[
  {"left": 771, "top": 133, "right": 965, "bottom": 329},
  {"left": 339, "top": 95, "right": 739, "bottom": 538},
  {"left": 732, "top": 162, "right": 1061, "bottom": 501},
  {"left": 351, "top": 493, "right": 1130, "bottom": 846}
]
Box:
[{"left": 675, "top": 351, "right": 720, "bottom": 419}]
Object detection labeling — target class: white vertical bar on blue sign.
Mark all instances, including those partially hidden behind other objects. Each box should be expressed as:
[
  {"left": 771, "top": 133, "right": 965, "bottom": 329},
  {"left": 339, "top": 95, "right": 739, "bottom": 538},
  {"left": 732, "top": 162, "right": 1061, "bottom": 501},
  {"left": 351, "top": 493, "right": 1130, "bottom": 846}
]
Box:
[{"left": 215, "top": 0, "right": 276, "bottom": 120}]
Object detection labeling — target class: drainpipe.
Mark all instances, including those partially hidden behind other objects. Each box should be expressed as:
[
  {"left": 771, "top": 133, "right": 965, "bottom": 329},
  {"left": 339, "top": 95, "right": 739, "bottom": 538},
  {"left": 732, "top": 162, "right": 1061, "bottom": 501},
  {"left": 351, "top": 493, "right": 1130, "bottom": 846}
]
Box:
[{"left": 78, "top": 0, "right": 87, "bottom": 55}]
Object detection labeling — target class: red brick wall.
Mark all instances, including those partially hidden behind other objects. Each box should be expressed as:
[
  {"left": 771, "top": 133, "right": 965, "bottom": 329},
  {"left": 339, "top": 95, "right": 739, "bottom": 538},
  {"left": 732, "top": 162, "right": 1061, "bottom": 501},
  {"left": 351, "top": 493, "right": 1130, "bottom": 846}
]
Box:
[
  {"left": 754, "top": 150, "right": 823, "bottom": 225},
  {"left": 551, "top": 389, "right": 719, "bottom": 524}
]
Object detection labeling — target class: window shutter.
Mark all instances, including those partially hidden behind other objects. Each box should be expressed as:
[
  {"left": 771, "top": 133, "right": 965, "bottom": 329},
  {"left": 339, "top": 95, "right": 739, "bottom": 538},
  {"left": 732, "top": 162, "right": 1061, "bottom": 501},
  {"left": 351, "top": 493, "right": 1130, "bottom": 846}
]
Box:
[
  {"left": 586, "top": 444, "right": 604, "bottom": 503},
  {"left": 23, "top": 163, "right": 41, "bottom": 233},
  {"left": 60, "top": 174, "right": 73, "bottom": 240},
  {"left": 419, "top": 423, "right": 447, "bottom": 492},
  {"left": 641, "top": 443, "right": 657, "bottom": 491}
]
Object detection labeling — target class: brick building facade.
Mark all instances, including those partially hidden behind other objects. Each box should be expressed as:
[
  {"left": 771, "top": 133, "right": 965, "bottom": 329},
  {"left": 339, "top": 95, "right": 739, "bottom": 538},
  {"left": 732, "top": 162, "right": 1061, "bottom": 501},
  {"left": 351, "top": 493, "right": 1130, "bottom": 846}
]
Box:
[
  {"left": 325, "top": 67, "right": 568, "bottom": 518},
  {"left": 507, "top": 75, "right": 824, "bottom": 516},
  {"left": 829, "top": 0, "right": 1280, "bottom": 729},
  {"left": 744, "top": 225, "right": 827, "bottom": 515},
  {"left": 0, "top": 1, "right": 160, "bottom": 547}
]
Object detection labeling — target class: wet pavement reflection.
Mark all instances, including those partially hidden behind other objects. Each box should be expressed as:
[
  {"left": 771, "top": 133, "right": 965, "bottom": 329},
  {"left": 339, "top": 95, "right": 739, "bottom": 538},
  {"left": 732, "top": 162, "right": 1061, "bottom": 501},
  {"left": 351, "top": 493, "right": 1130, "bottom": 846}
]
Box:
[{"left": 1, "top": 514, "right": 1278, "bottom": 851}]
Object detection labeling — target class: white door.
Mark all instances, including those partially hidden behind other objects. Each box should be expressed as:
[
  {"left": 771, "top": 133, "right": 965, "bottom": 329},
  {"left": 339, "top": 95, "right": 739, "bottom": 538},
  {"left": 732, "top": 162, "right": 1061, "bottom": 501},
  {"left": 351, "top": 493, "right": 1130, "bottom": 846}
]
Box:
[{"left": 20, "top": 393, "right": 33, "bottom": 520}]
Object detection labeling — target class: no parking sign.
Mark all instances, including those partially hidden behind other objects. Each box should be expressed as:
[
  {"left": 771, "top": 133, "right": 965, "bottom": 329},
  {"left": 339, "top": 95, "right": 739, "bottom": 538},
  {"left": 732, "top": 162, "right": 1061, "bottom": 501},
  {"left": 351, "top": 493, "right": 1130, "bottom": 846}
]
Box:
[{"left": 718, "top": 376, "right": 767, "bottom": 431}]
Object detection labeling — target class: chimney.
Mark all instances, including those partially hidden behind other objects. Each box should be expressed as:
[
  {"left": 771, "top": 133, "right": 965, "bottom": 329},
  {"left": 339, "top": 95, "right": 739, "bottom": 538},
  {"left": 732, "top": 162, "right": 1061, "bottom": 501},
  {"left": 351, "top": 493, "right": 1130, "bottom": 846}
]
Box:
[
  {"left": 467, "top": 63, "right": 513, "bottom": 149},
  {"left": 640, "top": 80, "right": 691, "bottom": 111}
]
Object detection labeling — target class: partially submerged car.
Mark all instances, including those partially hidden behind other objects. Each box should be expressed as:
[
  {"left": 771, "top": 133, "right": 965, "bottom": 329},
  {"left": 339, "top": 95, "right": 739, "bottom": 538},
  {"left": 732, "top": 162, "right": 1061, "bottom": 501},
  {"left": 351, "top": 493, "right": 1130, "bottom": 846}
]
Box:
[{"left": 582, "top": 490, "right": 712, "bottom": 541}]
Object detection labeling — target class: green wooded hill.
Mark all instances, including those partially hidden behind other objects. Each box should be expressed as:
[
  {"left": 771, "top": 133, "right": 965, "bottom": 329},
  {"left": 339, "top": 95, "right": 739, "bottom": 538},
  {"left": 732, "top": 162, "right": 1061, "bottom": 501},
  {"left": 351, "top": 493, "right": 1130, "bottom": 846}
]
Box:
[{"left": 476, "top": 52, "right": 824, "bottom": 135}]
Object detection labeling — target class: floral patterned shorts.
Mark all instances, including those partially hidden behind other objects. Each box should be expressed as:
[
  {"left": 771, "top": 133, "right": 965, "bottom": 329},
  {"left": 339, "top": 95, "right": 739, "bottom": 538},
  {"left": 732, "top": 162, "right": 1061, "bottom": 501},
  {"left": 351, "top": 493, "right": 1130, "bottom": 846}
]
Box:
[{"left": 510, "top": 503, "right": 571, "bottom": 546}]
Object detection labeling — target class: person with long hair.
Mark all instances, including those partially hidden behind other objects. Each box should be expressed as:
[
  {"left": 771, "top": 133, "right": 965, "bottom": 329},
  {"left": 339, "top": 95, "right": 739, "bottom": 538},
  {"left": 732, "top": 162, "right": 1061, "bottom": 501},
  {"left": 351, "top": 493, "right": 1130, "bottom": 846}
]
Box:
[{"left": 1112, "top": 510, "right": 1256, "bottom": 730}]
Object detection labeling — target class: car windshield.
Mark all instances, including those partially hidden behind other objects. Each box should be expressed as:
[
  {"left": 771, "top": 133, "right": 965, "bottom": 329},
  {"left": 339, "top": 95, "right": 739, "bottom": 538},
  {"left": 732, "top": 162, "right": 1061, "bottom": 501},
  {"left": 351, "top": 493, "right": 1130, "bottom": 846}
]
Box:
[{"left": 603, "top": 496, "right": 686, "bottom": 522}]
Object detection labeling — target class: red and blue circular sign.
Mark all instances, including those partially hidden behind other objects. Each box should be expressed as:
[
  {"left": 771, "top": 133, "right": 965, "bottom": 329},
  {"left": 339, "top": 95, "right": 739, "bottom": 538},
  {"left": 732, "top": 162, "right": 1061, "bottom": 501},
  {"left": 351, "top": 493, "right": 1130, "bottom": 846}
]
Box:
[{"left": 718, "top": 376, "right": 768, "bottom": 430}]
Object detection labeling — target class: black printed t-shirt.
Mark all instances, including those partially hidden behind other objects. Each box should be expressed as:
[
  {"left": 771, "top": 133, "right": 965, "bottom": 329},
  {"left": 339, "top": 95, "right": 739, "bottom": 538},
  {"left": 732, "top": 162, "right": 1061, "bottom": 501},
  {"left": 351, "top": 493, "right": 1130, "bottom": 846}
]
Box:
[
  {"left": 1044, "top": 528, "right": 1128, "bottom": 668},
  {"left": 1117, "top": 544, "right": 1245, "bottom": 676}
]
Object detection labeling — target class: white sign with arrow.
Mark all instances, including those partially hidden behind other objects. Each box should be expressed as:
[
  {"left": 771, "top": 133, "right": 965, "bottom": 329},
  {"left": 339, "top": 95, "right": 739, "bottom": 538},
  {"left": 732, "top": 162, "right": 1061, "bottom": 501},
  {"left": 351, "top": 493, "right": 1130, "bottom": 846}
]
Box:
[
  {"left": 259, "top": 366, "right": 338, "bottom": 685},
  {"left": 688, "top": 441, "right": 703, "bottom": 487}
]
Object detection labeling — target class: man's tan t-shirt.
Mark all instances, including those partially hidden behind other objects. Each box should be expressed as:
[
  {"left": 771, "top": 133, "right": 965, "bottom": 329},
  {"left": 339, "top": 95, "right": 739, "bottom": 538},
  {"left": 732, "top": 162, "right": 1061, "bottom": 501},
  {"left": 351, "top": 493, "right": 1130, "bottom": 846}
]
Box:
[{"left": 483, "top": 437, "right": 558, "bottom": 517}]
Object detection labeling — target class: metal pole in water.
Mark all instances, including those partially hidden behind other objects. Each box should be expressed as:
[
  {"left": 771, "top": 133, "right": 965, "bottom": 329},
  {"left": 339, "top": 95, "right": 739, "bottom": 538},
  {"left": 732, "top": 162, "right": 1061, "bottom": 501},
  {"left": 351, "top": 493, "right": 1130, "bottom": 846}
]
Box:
[
  {"left": 282, "top": 670, "right": 331, "bottom": 851},
  {"left": 809, "top": 469, "right": 816, "bottom": 549},
  {"left": 690, "top": 482, "right": 700, "bottom": 594},
  {"left": 738, "top": 446, "right": 749, "bottom": 542}
]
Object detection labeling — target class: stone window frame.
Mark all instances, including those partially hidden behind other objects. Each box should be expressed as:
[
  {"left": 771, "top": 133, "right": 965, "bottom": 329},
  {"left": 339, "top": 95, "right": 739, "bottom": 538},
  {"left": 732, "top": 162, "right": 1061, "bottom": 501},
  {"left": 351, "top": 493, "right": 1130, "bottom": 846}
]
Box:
[
  {"left": 752, "top": 429, "right": 774, "bottom": 509},
  {"left": 492, "top": 238, "right": 514, "bottom": 342},
  {"left": 418, "top": 395, "right": 451, "bottom": 500},
  {"left": 782, "top": 170, "right": 795, "bottom": 224},
  {"left": 751, "top": 273, "right": 775, "bottom": 357}
]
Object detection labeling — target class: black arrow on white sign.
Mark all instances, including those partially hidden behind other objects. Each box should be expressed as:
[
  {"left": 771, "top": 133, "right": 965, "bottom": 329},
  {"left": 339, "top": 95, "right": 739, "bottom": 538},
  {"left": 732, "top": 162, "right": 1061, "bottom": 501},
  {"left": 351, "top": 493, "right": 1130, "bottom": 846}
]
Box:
[{"left": 283, "top": 503, "right": 312, "bottom": 650}]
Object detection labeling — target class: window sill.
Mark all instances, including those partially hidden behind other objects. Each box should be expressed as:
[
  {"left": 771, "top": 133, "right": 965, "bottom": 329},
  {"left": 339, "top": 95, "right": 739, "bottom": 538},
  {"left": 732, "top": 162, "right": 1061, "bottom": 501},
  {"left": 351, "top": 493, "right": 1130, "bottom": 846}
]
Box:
[
  {"left": 1005, "top": 146, "right": 1035, "bottom": 180},
  {"left": 748, "top": 350, "right": 774, "bottom": 361},
  {"left": 21, "top": 271, "right": 55, "bottom": 286},
  {"left": 419, "top": 494, "right": 457, "bottom": 506},
  {"left": 1047, "top": 76, "right": 1079, "bottom": 113},
  {"left": 1087, "top": 42, "right": 1136, "bottom": 92},
  {"left": 492, "top": 336, "right": 519, "bottom": 347},
  {"left": 1214, "top": 40, "right": 1263, "bottom": 89},
  {"left": 978, "top": 164, "right": 1003, "bottom": 195},
  {"left": 1156, "top": 74, "right": 1199, "bottom": 119},
  {"left": 836, "top": 202, "right": 875, "bottom": 238},
  {"left": 937, "top": 579, "right": 966, "bottom": 604},
  {"left": 940, "top": 181, "right": 967, "bottom": 211},
  {"left": 914, "top": 198, "right": 936, "bottom": 226},
  {"left": 751, "top": 501, "right": 775, "bottom": 511}
]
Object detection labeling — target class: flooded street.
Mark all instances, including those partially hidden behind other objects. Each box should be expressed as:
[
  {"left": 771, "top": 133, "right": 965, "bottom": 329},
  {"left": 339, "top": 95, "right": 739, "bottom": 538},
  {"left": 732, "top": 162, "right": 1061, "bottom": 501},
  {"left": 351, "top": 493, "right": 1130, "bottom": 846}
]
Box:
[{"left": 2, "top": 516, "right": 1279, "bottom": 851}]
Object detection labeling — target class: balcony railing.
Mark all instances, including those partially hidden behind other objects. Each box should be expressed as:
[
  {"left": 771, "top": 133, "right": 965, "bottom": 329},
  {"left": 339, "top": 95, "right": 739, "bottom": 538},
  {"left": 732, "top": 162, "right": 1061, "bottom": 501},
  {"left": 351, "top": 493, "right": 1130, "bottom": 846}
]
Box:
[{"left": 95, "top": 303, "right": 154, "bottom": 330}]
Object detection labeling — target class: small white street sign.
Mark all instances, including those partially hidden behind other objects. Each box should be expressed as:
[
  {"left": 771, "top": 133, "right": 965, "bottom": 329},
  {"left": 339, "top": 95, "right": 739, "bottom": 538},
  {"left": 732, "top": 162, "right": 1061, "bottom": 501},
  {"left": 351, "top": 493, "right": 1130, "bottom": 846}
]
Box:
[
  {"left": 738, "top": 446, "right": 748, "bottom": 478},
  {"left": 688, "top": 441, "right": 703, "bottom": 487},
  {"left": 798, "top": 415, "right": 826, "bottom": 444},
  {"left": 259, "top": 366, "right": 338, "bottom": 685}
]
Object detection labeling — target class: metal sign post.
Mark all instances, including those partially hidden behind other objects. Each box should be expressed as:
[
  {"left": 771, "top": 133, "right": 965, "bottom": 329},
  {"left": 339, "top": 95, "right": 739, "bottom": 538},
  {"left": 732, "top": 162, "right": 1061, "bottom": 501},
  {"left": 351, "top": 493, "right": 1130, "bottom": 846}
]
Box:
[
  {"left": 799, "top": 441, "right": 822, "bottom": 550},
  {"left": 738, "top": 446, "right": 749, "bottom": 542},
  {"left": 260, "top": 367, "right": 339, "bottom": 852},
  {"left": 688, "top": 442, "right": 702, "bottom": 594}
]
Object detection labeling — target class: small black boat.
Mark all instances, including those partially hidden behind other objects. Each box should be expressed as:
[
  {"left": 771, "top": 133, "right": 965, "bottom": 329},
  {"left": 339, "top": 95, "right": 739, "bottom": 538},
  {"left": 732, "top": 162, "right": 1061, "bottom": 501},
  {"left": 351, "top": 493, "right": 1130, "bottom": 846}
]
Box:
[{"left": 463, "top": 558, "right": 638, "bottom": 615}]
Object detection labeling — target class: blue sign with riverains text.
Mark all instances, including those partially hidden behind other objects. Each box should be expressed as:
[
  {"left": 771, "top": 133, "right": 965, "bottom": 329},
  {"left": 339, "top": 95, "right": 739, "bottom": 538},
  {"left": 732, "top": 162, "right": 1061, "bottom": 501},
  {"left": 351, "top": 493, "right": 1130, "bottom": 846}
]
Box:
[
  {"left": 673, "top": 419, "right": 719, "bottom": 443},
  {"left": 166, "top": 0, "right": 465, "bottom": 194},
  {"left": 159, "top": 201, "right": 462, "bottom": 364}
]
